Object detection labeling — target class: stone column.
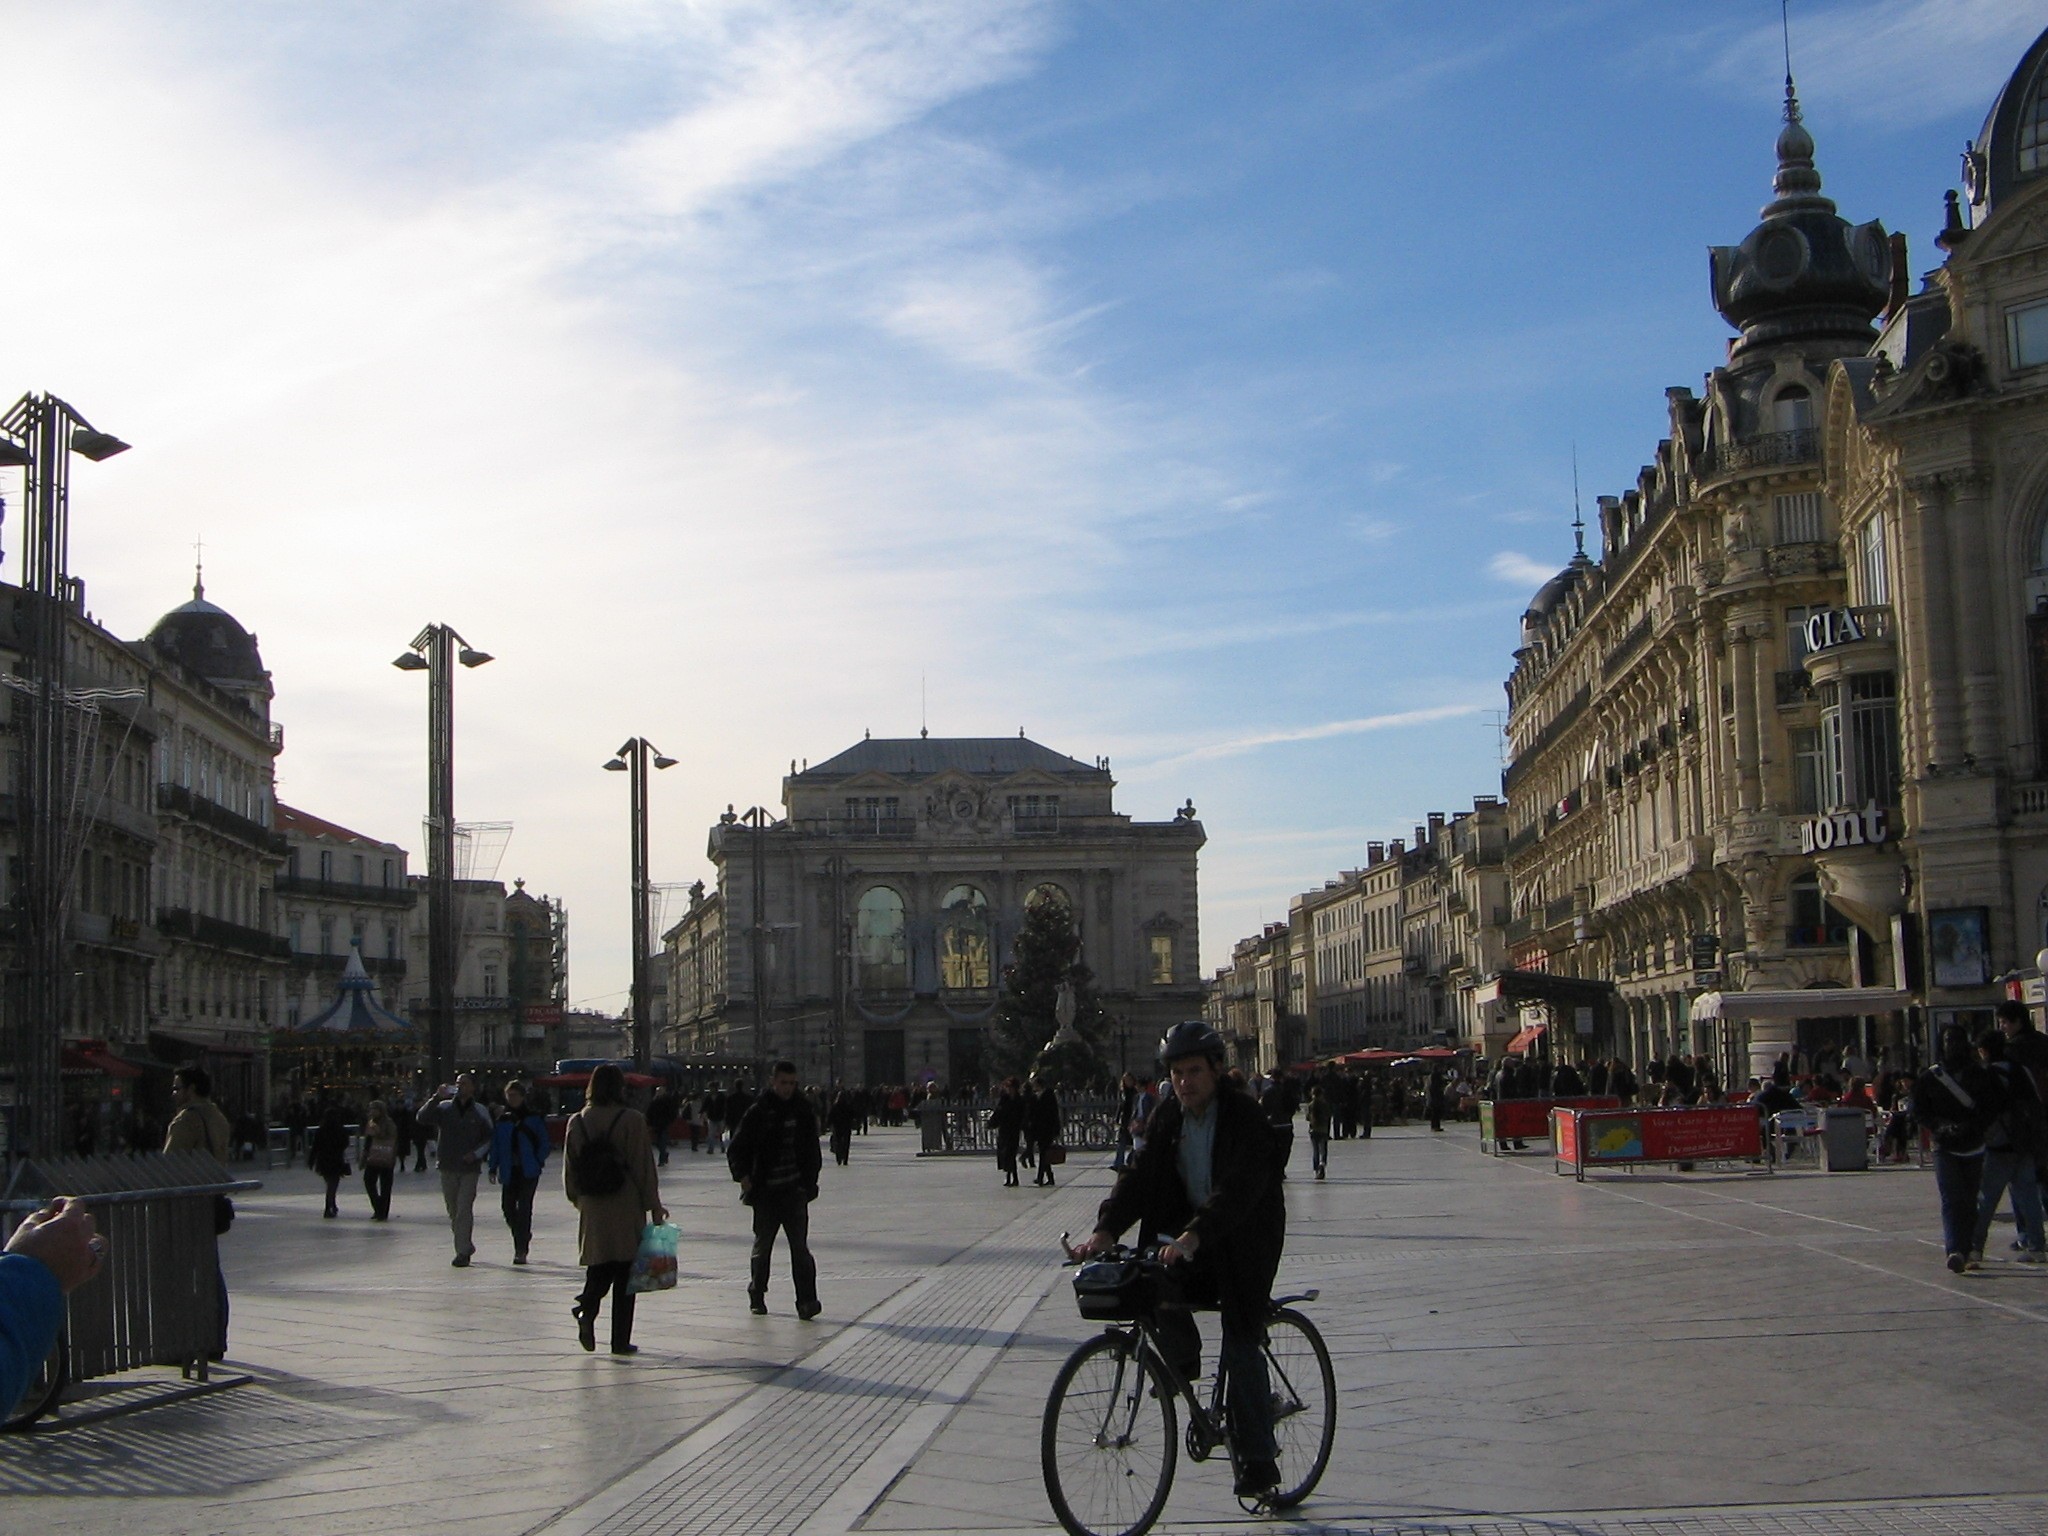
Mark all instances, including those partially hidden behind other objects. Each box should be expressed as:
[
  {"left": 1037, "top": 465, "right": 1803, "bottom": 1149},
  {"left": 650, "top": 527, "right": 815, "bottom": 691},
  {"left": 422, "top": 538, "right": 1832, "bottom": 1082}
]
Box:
[
  {"left": 1902, "top": 476, "right": 1964, "bottom": 770},
  {"left": 1730, "top": 627, "right": 1761, "bottom": 812},
  {"left": 1945, "top": 468, "right": 2000, "bottom": 766}
]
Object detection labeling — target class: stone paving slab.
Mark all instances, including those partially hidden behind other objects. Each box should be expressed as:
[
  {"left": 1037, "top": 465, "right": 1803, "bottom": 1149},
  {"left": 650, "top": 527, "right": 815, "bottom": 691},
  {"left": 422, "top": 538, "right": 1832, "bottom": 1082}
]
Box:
[{"left": 0, "top": 1123, "right": 2041, "bottom": 1536}]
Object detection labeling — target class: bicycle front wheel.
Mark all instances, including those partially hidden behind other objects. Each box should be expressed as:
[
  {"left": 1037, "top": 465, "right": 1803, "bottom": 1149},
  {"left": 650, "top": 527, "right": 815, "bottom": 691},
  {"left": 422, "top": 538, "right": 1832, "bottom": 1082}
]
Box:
[
  {"left": 1042, "top": 1332, "right": 1178, "bottom": 1536},
  {"left": 1263, "top": 1309, "right": 1335, "bottom": 1509}
]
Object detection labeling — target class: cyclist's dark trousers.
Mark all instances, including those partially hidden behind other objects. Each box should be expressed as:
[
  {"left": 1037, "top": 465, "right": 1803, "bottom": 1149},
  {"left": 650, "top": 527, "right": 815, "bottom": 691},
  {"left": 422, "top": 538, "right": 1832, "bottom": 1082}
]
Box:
[
  {"left": 1155, "top": 1303, "right": 1275, "bottom": 1461},
  {"left": 501, "top": 1173, "right": 537, "bottom": 1256},
  {"left": 750, "top": 1188, "right": 818, "bottom": 1305}
]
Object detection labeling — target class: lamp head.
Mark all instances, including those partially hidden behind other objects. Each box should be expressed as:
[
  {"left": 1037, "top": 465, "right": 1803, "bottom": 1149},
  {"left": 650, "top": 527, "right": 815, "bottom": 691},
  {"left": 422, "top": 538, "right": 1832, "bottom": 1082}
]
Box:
[
  {"left": 653, "top": 755, "right": 678, "bottom": 770},
  {"left": 69, "top": 429, "right": 130, "bottom": 462},
  {"left": 0, "top": 437, "right": 31, "bottom": 469},
  {"left": 391, "top": 652, "right": 430, "bottom": 672},
  {"left": 457, "top": 647, "right": 492, "bottom": 668},
  {"left": 603, "top": 758, "right": 628, "bottom": 773}
]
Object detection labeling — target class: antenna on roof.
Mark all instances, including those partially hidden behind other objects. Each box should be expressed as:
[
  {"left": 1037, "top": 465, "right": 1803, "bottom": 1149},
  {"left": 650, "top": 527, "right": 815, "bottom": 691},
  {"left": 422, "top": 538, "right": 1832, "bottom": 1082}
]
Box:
[
  {"left": 921, "top": 672, "right": 927, "bottom": 739},
  {"left": 1570, "top": 444, "right": 1585, "bottom": 558}
]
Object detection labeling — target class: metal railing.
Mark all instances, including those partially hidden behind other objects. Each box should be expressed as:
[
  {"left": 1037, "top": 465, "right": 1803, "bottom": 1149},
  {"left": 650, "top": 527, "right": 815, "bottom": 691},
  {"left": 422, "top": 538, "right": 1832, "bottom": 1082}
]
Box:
[
  {"left": 1702, "top": 428, "right": 1819, "bottom": 479},
  {"left": 914, "top": 1094, "right": 1125, "bottom": 1155}
]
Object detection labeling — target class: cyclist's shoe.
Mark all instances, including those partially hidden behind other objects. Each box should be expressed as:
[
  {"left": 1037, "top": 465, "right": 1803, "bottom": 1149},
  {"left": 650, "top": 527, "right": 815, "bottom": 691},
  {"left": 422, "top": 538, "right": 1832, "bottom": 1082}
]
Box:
[{"left": 1233, "top": 1457, "right": 1280, "bottom": 1500}]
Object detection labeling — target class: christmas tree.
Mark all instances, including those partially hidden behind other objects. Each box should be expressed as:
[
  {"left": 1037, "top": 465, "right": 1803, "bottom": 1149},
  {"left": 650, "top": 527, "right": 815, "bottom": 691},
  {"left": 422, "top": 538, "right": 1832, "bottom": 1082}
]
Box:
[{"left": 989, "top": 894, "right": 1112, "bottom": 1089}]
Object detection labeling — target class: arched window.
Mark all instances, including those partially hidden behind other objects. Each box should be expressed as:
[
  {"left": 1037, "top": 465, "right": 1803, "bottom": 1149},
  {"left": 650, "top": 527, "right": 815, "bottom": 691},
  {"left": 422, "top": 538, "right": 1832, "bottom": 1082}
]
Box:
[
  {"left": 939, "top": 884, "right": 992, "bottom": 990},
  {"left": 2021, "top": 64, "right": 2048, "bottom": 175},
  {"left": 856, "top": 886, "right": 908, "bottom": 990},
  {"left": 1772, "top": 385, "right": 1814, "bottom": 434}
]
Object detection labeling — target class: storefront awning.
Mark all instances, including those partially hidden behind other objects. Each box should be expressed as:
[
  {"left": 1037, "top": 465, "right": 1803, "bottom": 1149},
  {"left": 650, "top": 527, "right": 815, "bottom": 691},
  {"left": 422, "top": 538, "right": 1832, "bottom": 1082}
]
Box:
[
  {"left": 1688, "top": 988, "right": 1913, "bottom": 1023},
  {"left": 61, "top": 1043, "right": 145, "bottom": 1078},
  {"left": 1506, "top": 1024, "right": 1548, "bottom": 1055},
  {"left": 1473, "top": 969, "right": 1617, "bottom": 1009}
]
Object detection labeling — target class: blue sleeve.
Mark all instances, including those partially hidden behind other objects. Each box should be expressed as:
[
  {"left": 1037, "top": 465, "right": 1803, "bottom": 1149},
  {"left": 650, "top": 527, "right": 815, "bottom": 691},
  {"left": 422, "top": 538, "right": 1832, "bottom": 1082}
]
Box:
[
  {"left": 487, "top": 1119, "right": 509, "bottom": 1176},
  {"left": 0, "top": 1253, "right": 64, "bottom": 1417}
]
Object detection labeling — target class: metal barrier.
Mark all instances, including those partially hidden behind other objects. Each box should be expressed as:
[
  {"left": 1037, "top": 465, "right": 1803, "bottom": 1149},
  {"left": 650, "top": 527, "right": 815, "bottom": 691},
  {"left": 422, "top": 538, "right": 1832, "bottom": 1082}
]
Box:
[
  {"left": 915, "top": 1096, "right": 1125, "bottom": 1156},
  {"left": 1, "top": 1151, "right": 260, "bottom": 1424}
]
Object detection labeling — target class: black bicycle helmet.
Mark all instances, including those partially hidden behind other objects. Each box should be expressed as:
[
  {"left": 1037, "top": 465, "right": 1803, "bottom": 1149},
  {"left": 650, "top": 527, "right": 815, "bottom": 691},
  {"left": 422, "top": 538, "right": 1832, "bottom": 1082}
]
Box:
[{"left": 1158, "top": 1019, "right": 1226, "bottom": 1066}]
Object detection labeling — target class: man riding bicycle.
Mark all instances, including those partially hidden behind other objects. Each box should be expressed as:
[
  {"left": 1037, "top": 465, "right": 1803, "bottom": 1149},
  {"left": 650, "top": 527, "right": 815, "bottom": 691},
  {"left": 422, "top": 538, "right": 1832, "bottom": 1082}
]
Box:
[{"left": 1073, "top": 1021, "right": 1284, "bottom": 1501}]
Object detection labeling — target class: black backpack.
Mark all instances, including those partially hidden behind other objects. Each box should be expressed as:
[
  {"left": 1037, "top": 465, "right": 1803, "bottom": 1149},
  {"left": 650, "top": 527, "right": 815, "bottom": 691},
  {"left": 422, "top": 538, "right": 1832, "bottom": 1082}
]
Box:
[{"left": 572, "top": 1115, "right": 628, "bottom": 1197}]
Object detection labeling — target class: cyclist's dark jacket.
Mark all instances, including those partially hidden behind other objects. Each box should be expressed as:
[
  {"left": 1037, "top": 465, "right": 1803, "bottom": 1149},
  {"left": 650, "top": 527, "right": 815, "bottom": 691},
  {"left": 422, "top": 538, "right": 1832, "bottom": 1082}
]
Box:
[{"left": 1094, "top": 1083, "right": 1283, "bottom": 1322}]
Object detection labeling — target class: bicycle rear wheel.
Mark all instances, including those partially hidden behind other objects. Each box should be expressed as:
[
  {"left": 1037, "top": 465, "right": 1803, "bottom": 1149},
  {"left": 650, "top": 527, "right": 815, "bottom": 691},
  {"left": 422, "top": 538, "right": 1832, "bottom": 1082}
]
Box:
[
  {"left": 1042, "top": 1331, "right": 1178, "bottom": 1536},
  {"left": 1263, "top": 1309, "right": 1334, "bottom": 1508}
]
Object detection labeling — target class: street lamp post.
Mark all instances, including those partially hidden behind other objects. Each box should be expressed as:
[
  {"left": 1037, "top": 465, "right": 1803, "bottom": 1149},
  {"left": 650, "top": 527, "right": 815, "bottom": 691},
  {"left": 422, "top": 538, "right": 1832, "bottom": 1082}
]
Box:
[
  {"left": 604, "top": 739, "right": 675, "bottom": 1072},
  {"left": 0, "top": 393, "right": 127, "bottom": 1161},
  {"left": 393, "top": 625, "right": 491, "bottom": 1090}
]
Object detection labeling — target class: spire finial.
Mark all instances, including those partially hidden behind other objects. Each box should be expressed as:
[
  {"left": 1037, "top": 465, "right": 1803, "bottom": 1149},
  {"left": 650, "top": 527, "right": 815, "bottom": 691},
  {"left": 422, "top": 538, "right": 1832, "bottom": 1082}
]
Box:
[
  {"left": 193, "top": 535, "right": 205, "bottom": 601},
  {"left": 1570, "top": 445, "right": 1586, "bottom": 559},
  {"left": 1781, "top": 0, "right": 1798, "bottom": 122},
  {"left": 1764, "top": 0, "right": 1825, "bottom": 215}
]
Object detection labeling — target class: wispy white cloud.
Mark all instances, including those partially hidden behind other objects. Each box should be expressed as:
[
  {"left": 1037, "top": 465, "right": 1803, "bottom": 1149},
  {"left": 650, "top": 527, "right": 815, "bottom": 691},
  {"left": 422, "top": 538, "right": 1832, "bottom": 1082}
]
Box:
[
  {"left": 1489, "top": 551, "right": 1558, "bottom": 587},
  {"left": 1132, "top": 703, "right": 1487, "bottom": 774}
]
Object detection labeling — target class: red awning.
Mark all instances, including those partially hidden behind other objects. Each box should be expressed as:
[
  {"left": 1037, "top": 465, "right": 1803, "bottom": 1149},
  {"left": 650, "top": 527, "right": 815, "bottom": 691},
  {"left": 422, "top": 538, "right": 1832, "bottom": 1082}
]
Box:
[
  {"left": 533, "top": 1070, "right": 661, "bottom": 1090},
  {"left": 61, "top": 1044, "right": 144, "bottom": 1078},
  {"left": 1506, "top": 1024, "right": 1548, "bottom": 1055}
]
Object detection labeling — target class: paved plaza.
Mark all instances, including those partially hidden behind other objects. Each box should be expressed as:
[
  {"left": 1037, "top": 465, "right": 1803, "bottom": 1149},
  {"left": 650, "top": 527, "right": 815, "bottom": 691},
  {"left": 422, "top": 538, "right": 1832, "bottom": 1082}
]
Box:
[{"left": 1, "top": 1124, "right": 2044, "bottom": 1536}]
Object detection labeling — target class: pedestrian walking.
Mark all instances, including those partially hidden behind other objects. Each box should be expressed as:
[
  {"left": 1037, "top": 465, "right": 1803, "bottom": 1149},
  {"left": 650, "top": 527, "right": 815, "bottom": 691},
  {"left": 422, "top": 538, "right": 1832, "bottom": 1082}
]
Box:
[
  {"left": 647, "top": 1088, "right": 678, "bottom": 1167},
  {"left": 1916, "top": 1025, "right": 2005, "bottom": 1273},
  {"left": 164, "top": 1065, "right": 234, "bottom": 1359},
  {"left": 1306, "top": 1084, "right": 1331, "bottom": 1178},
  {"left": 704, "top": 1086, "right": 727, "bottom": 1155},
  {"left": 1426, "top": 1068, "right": 1446, "bottom": 1133},
  {"left": 1028, "top": 1077, "right": 1062, "bottom": 1186},
  {"left": 1113, "top": 1072, "right": 1138, "bottom": 1171},
  {"left": 728, "top": 1060, "right": 823, "bottom": 1318},
  {"left": 310, "top": 1104, "right": 351, "bottom": 1218},
  {"left": 361, "top": 1101, "right": 400, "bottom": 1220},
  {"left": 990, "top": 1077, "right": 1024, "bottom": 1186},
  {"left": 419, "top": 1073, "right": 495, "bottom": 1267},
  {"left": 827, "top": 1089, "right": 856, "bottom": 1166},
  {"left": 565, "top": 1064, "right": 666, "bottom": 1354},
  {"left": 489, "top": 1080, "right": 550, "bottom": 1264},
  {"left": 1971, "top": 1030, "right": 2046, "bottom": 1266}
]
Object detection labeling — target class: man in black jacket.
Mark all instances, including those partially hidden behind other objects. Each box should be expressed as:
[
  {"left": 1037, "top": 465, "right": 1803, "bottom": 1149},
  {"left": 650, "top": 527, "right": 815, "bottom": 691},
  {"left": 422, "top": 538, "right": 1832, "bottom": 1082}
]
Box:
[
  {"left": 728, "top": 1062, "right": 823, "bottom": 1318},
  {"left": 1076, "top": 1022, "right": 1284, "bottom": 1502}
]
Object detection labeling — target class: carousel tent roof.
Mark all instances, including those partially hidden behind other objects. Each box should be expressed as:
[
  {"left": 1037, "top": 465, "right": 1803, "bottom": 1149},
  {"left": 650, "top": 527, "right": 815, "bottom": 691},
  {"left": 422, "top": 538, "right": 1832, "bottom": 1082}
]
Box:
[{"left": 298, "top": 943, "right": 414, "bottom": 1035}]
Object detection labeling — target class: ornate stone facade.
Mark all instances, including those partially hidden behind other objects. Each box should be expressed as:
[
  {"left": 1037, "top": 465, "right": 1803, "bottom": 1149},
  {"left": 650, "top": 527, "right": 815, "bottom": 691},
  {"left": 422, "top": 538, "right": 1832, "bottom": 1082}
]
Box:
[{"left": 660, "top": 735, "right": 1204, "bottom": 1087}]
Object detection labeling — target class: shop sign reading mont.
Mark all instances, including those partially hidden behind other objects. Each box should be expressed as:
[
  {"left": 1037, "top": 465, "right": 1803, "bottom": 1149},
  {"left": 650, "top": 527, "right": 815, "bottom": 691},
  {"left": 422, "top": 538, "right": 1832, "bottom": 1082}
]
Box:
[{"left": 1798, "top": 800, "right": 1889, "bottom": 854}]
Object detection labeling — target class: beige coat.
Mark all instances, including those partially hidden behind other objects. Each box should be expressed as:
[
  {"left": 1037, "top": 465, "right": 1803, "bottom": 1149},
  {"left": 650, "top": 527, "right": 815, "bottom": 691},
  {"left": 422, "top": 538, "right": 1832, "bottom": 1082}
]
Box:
[{"left": 563, "top": 1104, "right": 661, "bottom": 1266}]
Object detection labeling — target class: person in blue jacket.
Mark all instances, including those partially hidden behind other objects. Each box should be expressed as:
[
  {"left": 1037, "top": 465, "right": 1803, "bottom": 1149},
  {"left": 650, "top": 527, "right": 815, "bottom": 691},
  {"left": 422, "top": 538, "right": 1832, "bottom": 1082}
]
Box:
[
  {"left": 487, "top": 1080, "right": 550, "bottom": 1266},
  {"left": 3, "top": 1197, "right": 105, "bottom": 1413}
]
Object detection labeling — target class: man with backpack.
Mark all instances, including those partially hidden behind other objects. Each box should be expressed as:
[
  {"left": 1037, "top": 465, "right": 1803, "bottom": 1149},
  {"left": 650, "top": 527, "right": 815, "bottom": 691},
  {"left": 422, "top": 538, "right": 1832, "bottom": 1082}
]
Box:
[
  {"left": 1972, "top": 1029, "right": 2045, "bottom": 1267},
  {"left": 420, "top": 1074, "right": 495, "bottom": 1267}
]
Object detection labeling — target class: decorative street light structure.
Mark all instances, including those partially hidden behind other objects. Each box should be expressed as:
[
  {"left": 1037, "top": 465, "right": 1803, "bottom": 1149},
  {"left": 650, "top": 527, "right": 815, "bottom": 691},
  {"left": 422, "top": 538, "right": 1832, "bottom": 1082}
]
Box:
[
  {"left": 604, "top": 738, "right": 675, "bottom": 1072},
  {"left": 0, "top": 393, "right": 128, "bottom": 1160},
  {"left": 393, "top": 625, "right": 491, "bottom": 1090}
]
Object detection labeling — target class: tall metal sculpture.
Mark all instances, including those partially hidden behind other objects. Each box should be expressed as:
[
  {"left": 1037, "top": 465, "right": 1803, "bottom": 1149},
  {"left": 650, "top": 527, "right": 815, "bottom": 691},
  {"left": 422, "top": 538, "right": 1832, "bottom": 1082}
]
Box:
[{"left": 0, "top": 393, "right": 128, "bottom": 1160}]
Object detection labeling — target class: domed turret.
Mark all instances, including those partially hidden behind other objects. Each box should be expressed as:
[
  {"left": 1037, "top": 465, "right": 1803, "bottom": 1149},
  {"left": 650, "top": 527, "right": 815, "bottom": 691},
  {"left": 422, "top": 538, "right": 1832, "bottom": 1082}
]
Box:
[
  {"left": 1961, "top": 25, "right": 2048, "bottom": 227},
  {"left": 146, "top": 569, "right": 270, "bottom": 696},
  {"left": 1709, "top": 81, "right": 1891, "bottom": 361}
]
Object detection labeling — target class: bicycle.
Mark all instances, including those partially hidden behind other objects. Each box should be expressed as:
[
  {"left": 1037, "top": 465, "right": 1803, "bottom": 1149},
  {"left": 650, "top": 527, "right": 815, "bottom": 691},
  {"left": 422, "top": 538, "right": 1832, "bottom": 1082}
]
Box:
[{"left": 1041, "top": 1236, "right": 1335, "bottom": 1536}]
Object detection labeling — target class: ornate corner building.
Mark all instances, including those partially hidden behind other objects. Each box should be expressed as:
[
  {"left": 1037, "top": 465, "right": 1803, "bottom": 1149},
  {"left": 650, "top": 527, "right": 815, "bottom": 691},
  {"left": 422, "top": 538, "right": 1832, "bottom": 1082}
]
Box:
[
  {"left": 1499, "top": 30, "right": 2048, "bottom": 1078},
  {"left": 660, "top": 734, "right": 1204, "bottom": 1087}
]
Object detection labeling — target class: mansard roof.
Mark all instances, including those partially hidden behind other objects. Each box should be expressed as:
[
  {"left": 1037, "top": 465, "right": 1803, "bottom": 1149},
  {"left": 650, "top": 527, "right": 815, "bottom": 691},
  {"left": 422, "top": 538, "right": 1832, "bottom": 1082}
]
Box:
[{"left": 801, "top": 735, "right": 1104, "bottom": 781}]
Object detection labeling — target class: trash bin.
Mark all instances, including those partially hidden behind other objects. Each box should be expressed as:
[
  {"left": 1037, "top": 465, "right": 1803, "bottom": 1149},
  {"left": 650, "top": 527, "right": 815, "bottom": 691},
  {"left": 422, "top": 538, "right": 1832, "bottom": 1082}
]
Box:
[{"left": 1821, "top": 1106, "right": 1869, "bottom": 1172}]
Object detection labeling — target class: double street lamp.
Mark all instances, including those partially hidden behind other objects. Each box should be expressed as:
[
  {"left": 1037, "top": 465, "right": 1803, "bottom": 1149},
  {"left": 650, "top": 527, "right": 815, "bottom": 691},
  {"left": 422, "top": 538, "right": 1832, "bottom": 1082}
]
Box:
[
  {"left": 393, "top": 625, "right": 492, "bottom": 1089},
  {"left": 0, "top": 393, "right": 128, "bottom": 1160},
  {"left": 604, "top": 739, "right": 675, "bottom": 1071}
]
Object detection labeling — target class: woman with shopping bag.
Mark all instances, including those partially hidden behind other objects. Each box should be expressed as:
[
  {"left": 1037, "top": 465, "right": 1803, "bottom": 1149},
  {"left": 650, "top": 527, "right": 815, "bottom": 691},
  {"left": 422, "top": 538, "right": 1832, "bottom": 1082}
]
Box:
[{"left": 564, "top": 1064, "right": 666, "bottom": 1355}]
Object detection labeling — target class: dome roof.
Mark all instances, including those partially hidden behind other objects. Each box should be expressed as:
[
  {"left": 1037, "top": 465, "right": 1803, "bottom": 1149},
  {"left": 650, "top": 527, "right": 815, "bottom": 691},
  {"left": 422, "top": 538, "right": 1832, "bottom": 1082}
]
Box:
[
  {"left": 147, "top": 577, "right": 267, "bottom": 686},
  {"left": 1962, "top": 26, "right": 2048, "bottom": 225},
  {"left": 1709, "top": 82, "right": 1890, "bottom": 361}
]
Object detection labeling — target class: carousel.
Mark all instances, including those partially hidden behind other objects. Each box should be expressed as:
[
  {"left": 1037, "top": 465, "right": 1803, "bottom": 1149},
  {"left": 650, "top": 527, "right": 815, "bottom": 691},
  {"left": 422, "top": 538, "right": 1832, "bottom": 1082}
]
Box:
[{"left": 272, "top": 941, "right": 419, "bottom": 1108}]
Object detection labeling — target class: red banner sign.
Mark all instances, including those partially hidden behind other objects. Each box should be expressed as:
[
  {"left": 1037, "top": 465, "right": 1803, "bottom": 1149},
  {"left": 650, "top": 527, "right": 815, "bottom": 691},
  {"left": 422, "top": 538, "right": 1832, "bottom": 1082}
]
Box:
[{"left": 1555, "top": 1106, "right": 1761, "bottom": 1179}]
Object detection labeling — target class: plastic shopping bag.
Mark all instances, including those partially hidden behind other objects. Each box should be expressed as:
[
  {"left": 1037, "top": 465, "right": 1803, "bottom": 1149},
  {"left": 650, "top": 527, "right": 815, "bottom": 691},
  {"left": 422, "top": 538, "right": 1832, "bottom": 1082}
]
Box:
[{"left": 628, "top": 1221, "right": 681, "bottom": 1294}]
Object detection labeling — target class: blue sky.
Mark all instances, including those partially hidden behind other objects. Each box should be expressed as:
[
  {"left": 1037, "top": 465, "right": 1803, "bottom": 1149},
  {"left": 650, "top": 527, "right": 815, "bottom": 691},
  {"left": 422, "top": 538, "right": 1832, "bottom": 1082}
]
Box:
[{"left": 0, "top": 0, "right": 2034, "bottom": 1009}]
